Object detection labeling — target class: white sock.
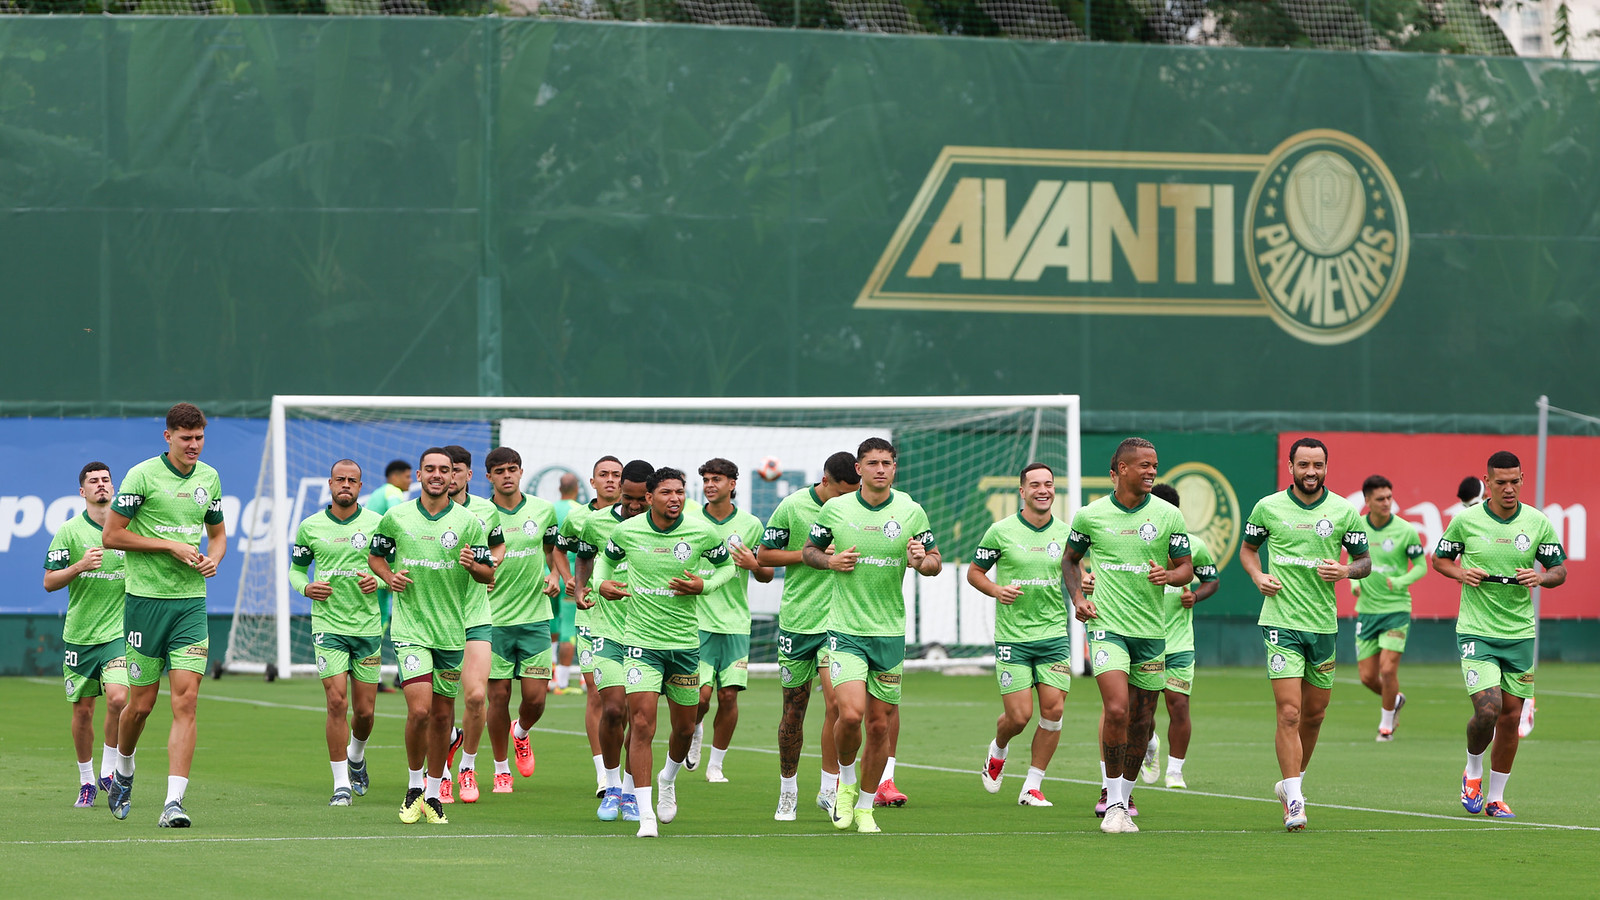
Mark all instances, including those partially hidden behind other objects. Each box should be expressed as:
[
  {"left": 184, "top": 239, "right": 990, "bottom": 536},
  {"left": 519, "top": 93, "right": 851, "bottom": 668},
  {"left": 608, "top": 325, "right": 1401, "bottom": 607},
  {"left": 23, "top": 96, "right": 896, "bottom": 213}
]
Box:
[
  {"left": 460, "top": 751, "right": 476, "bottom": 773},
  {"left": 1487, "top": 769, "right": 1510, "bottom": 803},
  {"left": 331, "top": 760, "right": 350, "bottom": 790},
  {"left": 1099, "top": 759, "right": 1109, "bottom": 790},
  {"left": 347, "top": 735, "right": 367, "bottom": 765},
  {"left": 100, "top": 744, "right": 118, "bottom": 779},
  {"left": 425, "top": 776, "right": 442, "bottom": 800},
  {"left": 1465, "top": 751, "right": 1485, "bottom": 780},
  {"left": 780, "top": 774, "right": 798, "bottom": 794},
  {"left": 1168, "top": 755, "right": 1185, "bottom": 775},
  {"left": 116, "top": 751, "right": 135, "bottom": 778},
  {"left": 1380, "top": 708, "right": 1396, "bottom": 730},
  {"left": 709, "top": 747, "right": 728, "bottom": 770},
  {"left": 408, "top": 767, "right": 426, "bottom": 790},
  {"left": 624, "top": 771, "right": 636, "bottom": 793},
  {"left": 854, "top": 786, "right": 875, "bottom": 812},
  {"left": 513, "top": 722, "right": 531, "bottom": 741},
  {"left": 494, "top": 757, "right": 511, "bottom": 776},
  {"left": 661, "top": 756, "right": 683, "bottom": 784},
  {"left": 1024, "top": 766, "right": 1045, "bottom": 792},
  {"left": 1106, "top": 777, "right": 1125, "bottom": 806},
  {"left": 78, "top": 760, "right": 95, "bottom": 784},
  {"left": 881, "top": 756, "right": 897, "bottom": 785},
  {"left": 165, "top": 775, "right": 188, "bottom": 805},
  {"left": 592, "top": 754, "right": 606, "bottom": 783},
  {"left": 637, "top": 786, "right": 656, "bottom": 821},
  {"left": 606, "top": 766, "right": 623, "bottom": 789},
  {"left": 1121, "top": 776, "right": 1138, "bottom": 805},
  {"left": 1282, "top": 775, "right": 1304, "bottom": 805},
  {"left": 989, "top": 739, "right": 1007, "bottom": 761},
  {"left": 820, "top": 770, "right": 839, "bottom": 793},
  {"left": 839, "top": 762, "right": 857, "bottom": 787}
]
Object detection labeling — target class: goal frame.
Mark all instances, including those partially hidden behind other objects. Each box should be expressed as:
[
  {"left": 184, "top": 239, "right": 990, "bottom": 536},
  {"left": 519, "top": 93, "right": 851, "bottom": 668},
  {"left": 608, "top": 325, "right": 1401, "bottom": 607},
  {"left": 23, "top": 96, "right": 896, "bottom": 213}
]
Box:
[{"left": 234, "top": 393, "right": 1082, "bottom": 678}]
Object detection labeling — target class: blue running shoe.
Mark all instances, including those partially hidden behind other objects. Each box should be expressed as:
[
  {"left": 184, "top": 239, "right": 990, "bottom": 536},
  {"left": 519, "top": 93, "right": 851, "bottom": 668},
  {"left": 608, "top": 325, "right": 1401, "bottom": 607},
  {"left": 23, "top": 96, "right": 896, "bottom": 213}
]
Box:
[
  {"left": 348, "top": 758, "right": 369, "bottom": 796},
  {"left": 109, "top": 772, "right": 133, "bottom": 821},
  {"left": 598, "top": 787, "right": 622, "bottom": 822},
  {"left": 620, "top": 793, "right": 640, "bottom": 822}
]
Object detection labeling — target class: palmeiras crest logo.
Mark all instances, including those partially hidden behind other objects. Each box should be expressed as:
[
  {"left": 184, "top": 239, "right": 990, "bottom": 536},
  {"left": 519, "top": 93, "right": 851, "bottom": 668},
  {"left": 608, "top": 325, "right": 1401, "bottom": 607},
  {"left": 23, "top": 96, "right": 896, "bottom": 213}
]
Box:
[
  {"left": 884, "top": 520, "right": 902, "bottom": 540},
  {"left": 350, "top": 532, "right": 368, "bottom": 550},
  {"left": 1315, "top": 519, "right": 1334, "bottom": 538},
  {"left": 440, "top": 530, "right": 459, "bottom": 550},
  {"left": 1138, "top": 522, "right": 1157, "bottom": 542},
  {"left": 674, "top": 541, "right": 692, "bottom": 562},
  {"left": 1515, "top": 534, "right": 1532, "bottom": 553}
]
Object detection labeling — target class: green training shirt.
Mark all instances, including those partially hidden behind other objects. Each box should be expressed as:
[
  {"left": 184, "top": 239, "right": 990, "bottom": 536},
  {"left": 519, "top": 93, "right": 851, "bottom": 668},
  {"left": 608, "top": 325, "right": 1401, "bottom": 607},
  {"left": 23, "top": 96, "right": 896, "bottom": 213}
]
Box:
[
  {"left": 573, "top": 503, "right": 631, "bottom": 640},
  {"left": 370, "top": 499, "right": 493, "bottom": 651},
  {"left": 456, "top": 494, "right": 503, "bottom": 629},
  {"left": 972, "top": 512, "right": 1073, "bottom": 643},
  {"left": 695, "top": 504, "right": 763, "bottom": 636},
  {"left": 761, "top": 486, "right": 833, "bottom": 635},
  {"left": 809, "top": 489, "right": 936, "bottom": 639},
  {"left": 291, "top": 505, "right": 385, "bottom": 637},
  {"left": 1436, "top": 502, "right": 1565, "bottom": 640},
  {"left": 596, "top": 511, "right": 734, "bottom": 651},
  {"left": 1244, "top": 488, "right": 1368, "bottom": 634},
  {"left": 112, "top": 455, "right": 225, "bottom": 600},
  {"left": 1067, "top": 493, "right": 1191, "bottom": 640},
  {"left": 45, "top": 512, "right": 127, "bottom": 645},
  {"left": 1162, "top": 533, "right": 1219, "bottom": 654},
  {"left": 1356, "top": 514, "right": 1426, "bottom": 616},
  {"left": 367, "top": 483, "right": 408, "bottom": 516},
  {"left": 490, "top": 494, "right": 560, "bottom": 627},
  {"left": 560, "top": 500, "right": 596, "bottom": 631}
]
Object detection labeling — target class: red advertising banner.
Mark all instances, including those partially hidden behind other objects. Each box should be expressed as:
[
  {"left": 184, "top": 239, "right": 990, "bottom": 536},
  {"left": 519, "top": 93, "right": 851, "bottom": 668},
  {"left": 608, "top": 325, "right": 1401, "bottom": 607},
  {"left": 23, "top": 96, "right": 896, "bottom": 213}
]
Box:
[{"left": 1274, "top": 432, "right": 1591, "bottom": 619}]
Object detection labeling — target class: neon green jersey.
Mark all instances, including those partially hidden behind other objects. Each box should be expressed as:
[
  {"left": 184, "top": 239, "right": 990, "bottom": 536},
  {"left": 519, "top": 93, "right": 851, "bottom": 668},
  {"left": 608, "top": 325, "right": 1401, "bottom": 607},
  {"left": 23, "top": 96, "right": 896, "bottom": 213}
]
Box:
[
  {"left": 695, "top": 504, "right": 763, "bottom": 636},
  {"left": 370, "top": 499, "right": 494, "bottom": 650},
  {"left": 489, "top": 494, "right": 560, "bottom": 626},
  {"left": 112, "top": 455, "right": 224, "bottom": 600},
  {"left": 1244, "top": 488, "right": 1368, "bottom": 635},
  {"left": 1162, "top": 534, "right": 1219, "bottom": 654},
  {"left": 809, "top": 490, "right": 936, "bottom": 639},
  {"left": 291, "top": 505, "right": 385, "bottom": 637},
  {"left": 367, "top": 483, "right": 409, "bottom": 516},
  {"left": 972, "top": 512, "right": 1072, "bottom": 643},
  {"left": 761, "top": 486, "right": 832, "bottom": 635},
  {"left": 597, "top": 511, "right": 734, "bottom": 651},
  {"left": 1436, "top": 502, "right": 1565, "bottom": 640},
  {"left": 1356, "top": 514, "right": 1426, "bottom": 616},
  {"left": 45, "top": 512, "right": 127, "bottom": 645},
  {"left": 455, "top": 494, "right": 502, "bottom": 629},
  {"left": 573, "top": 503, "right": 631, "bottom": 640},
  {"left": 1067, "top": 494, "right": 1191, "bottom": 640}
]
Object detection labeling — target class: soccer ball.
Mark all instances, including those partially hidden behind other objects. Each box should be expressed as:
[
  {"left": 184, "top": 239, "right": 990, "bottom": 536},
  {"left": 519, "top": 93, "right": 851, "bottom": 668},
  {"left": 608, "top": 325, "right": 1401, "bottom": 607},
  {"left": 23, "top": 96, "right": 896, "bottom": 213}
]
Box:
[{"left": 758, "top": 456, "right": 783, "bottom": 482}]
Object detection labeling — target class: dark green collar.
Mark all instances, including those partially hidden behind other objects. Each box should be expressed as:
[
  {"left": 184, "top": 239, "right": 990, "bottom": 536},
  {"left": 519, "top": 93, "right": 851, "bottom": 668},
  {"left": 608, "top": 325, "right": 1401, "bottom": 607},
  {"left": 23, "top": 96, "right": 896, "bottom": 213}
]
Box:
[
  {"left": 1287, "top": 486, "right": 1328, "bottom": 510},
  {"left": 702, "top": 503, "right": 739, "bottom": 525},
  {"left": 856, "top": 490, "right": 895, "bottom": 512},
  {"left": 1015, "top": 510, "right": 1055, "bottom": 533},
  {"left": 415, "top": 497, "right": 455, "bottom": 522},
  {"left": 1110, "top": 492, "right": 1150, "bottom": 514},
  {"left": 324, "top": 504, "right": 364, "bottom": 525},
  {"left": 1483, "top": 501, "right": 1523, "bottom": 525},
  {"left": 161, "top": 453, "right": 195, "bottom": 479}
]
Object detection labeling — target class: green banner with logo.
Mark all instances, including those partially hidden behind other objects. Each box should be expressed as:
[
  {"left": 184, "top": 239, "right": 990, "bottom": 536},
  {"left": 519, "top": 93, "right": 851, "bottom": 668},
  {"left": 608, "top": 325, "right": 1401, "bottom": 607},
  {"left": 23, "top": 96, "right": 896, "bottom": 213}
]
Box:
[{"left": 2, "top": 19, "right": 1597, "bottom": 424}]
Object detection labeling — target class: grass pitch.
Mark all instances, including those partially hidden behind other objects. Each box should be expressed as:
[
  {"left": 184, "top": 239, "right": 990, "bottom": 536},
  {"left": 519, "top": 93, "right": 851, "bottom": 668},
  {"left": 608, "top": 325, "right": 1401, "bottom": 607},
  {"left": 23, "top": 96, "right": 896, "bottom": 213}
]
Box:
[{"left": 5, "top": 663, "right": 1596, "bottom": 898}]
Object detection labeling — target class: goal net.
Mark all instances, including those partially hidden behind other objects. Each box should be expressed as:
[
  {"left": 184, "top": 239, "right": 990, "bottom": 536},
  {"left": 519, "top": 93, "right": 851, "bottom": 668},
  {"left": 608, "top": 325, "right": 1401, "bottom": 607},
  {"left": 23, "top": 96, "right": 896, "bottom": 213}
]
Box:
[{"left": 226, "top": 395, "right": 1083, "bottom": 678}]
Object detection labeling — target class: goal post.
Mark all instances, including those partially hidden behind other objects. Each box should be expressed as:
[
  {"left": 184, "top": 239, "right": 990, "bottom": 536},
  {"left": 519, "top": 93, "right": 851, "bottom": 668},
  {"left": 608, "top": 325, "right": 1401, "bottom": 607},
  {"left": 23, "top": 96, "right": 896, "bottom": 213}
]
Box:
[{"left": 227, "top": 394, "right": 1083, "bottom": 678}]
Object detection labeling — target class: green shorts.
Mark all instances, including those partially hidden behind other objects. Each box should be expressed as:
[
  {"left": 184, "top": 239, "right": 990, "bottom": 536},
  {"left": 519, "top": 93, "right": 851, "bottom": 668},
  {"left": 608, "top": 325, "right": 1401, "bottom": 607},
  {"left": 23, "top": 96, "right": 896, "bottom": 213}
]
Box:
[
  {"left": 1088, "top": 629, "right": 1166, "bottom": 692},
  {"left": 995, "top": 636, "right": 1073, "bottom": 695},
  {"left": 123, "top": 595, "right": 208, "bottom": 686},
  {"left": 697, "top": 631, "right": 750, "bottom": 691},
  {"left": 491, "top": 622, "right": 555, "bottom": 681},
  {"left": 575, "top": 625, "right": 597, "bottom": 674},
  {"left": 1163, "top": 649, "right": 1195, "bottom": 695},
  {"left": 1355, "top": 612, "right": 1410, "bottom": 660},
  {"left": 313, "top": 632, "right": 382, "bottom": 684},
  {"left": 1459, "top": 633, "right": 1535, "bottom": 699},
  {"left": 464, "top": 623, "right": 493, "bottom": 644},
  {"left": 394, "top": 642, "right": 465, "bottom": 698},
  {"left": 826, "top": 631, "right": 905, "bottom": 705},
  {"left": 63, "top": 638, "right": 128, "bottom": 702},
  {"left": 623, "top": 645, "right": 701, "bottom": 706},
  {"left": 777, "top": 629, "right": 830, "bottom": 689},
  {"left": 551, "top": 597, "right": 577, "bottom": 644},
  {"left": 590, "top": 634, "right": 627, "bottom": 691},
  {"left": 1262, "top": 625, "right": 1336, "bottom": 689}
]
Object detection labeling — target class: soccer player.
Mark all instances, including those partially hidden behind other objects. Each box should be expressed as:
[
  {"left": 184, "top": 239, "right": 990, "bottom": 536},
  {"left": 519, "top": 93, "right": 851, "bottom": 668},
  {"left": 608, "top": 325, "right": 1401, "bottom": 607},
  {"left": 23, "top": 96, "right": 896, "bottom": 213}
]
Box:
[
  {"left": 443, "top": 444, "right": 504, "bottom": 803},
  {"left": 688, "top": 458, "right": 773, "bottom": 783},
  {"left": 805, "top": 437, "right": 941, "bottom": 835},
  {"left": 573, "top": 458, "right": 653, "bottom": 821},
  {"left": 102, "top": 403, "right": 226, "bottom": 827},
  {"left": 550, "top": 471, "right": 583, "bottom": 695},
  {"left": 1143, "top": 482, "right": 1220, "bottom": 790},
  {"left": 1239, "top": 437, "right": 1369, "bottom": 832},
  {"left": 483, "top": 447, "right": 565, "bottom": 794},
  {"left": 761, "top": 451, "right": 860, "bottom": 821},
  {"left": 593, "top": 467, "right": 735, "bottom": 837},
  {"left": 368, "top": 459, "right": 412, "bottom": 693},
  {"left": 971, "top": 462, "right": 1074, "bottom": 808},
  {"left": 45, "top": 462, "right": 128, "bottom": 808},
  {"left": 370, "top": 447, "right": 498, "bottom": 826},
  {"left": 1352, "top": 474, "right": 1426, "bottom": 742},
  {"left": 1432, "top": 450, "right": 1566, "bottom": 819},
  {"left": 290, "top": 459, "right": 385, "bottom": 806},
  {"left": 1061, "top": 438, "right": 1191, "bottom": 835},
  {"left": 561, "top": 455, "right": 625, "bottom": 799}
]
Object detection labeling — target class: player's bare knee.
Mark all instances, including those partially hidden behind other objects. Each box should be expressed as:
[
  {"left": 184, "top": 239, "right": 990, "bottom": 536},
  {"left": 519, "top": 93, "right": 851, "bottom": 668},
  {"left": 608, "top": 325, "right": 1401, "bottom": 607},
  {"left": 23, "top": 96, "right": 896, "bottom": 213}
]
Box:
[
  {"left": 521, "top": 698, "right": 546, "bottom": 721},
  {"left": 1277, "top": 705, "right": 1302, "bottom": 729},
  {"left": 718, "top": 687, "right": 739, "bottom": 707},
  {"left": 328, "top": 696, "right": 349, "bottom": 719},
  {"left": 1102, "top": 699, "right": 1129, "bottom": 723}
]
